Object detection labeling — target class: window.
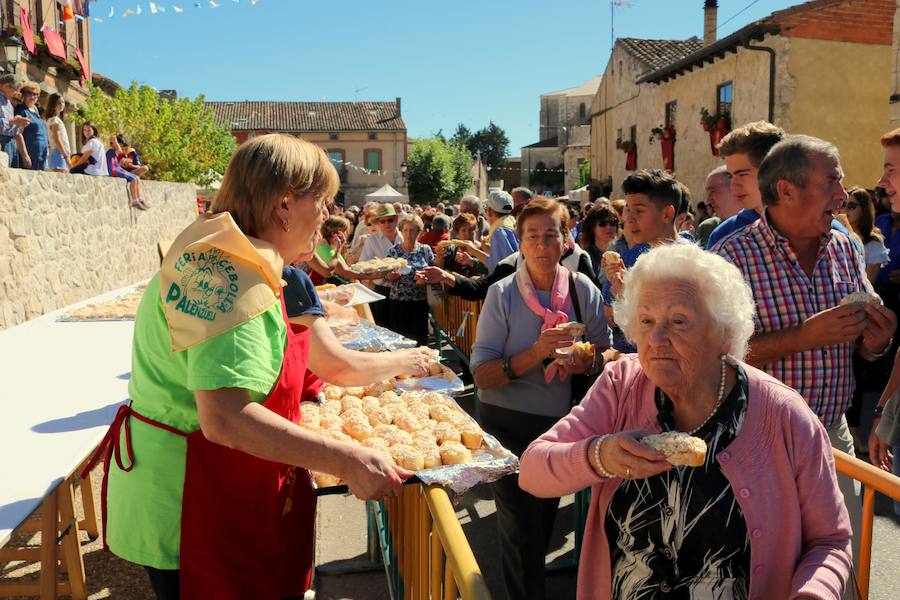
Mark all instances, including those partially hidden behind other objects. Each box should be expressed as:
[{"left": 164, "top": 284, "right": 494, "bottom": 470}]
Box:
[
  {"left": 328, "top": 149, "right": 346, "bottom": 182},
  {"left": 34, "top": 0, "right": 44, "bottom": 30},
  {"left": 717, "top": 82, "right": 733, "bottom": 117},
  {"left": 368, "top": 132, "right": 377, "bottom": 141},
  {"left": 629, "top": 125, "right": 637, "bottom": 144},
  {"left": 665, "top": 101, "right": 677, "bottom": 129},
  {"left": 616, "top": 128, "right": 623, "bottom": 142},
  {"left": 364, "top": 149, "right": 382, "bottom": 173},
  {"left": 579, "top": 103, "right": 586, "bottom": 120},
  {"left": 329, "top": 133, "right": 339, "bottom": 141}
]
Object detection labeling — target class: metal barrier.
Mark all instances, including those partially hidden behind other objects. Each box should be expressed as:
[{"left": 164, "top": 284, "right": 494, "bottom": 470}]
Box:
[
  {"left": 832, "top": 449, "right": 900, "bottom": 600},
  {"left": 431, "top": 290, "right": 483, "bottom": 365},
  {"left": 373, "top": 483, "right": 491, "bottom": 600}
]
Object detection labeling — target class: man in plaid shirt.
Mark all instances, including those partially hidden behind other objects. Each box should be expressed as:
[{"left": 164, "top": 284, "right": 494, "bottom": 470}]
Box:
[{"left": 714, "top": 134, "right": 897, "bottom": 564}]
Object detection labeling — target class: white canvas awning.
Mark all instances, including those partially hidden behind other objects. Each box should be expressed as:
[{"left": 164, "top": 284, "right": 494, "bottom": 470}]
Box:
[{"left": 365, "top": 184, "right": 407, "bottom": 203}]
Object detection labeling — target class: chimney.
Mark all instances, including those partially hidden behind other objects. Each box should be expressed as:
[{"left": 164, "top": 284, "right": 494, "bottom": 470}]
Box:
[
  {"left": 395, "top": 97, "right": 401, "bottom": 115},
  {"left": 704, "top": 0, "right": 718, "bottom": 46}
]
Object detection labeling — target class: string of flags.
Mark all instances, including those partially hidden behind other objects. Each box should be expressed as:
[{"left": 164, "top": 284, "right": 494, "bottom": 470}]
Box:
[
  {"left": 324, "top": 156, "right": 570, "bottom": 178},
  {"left": 85, "top": 0, "right": 264, "bottom": 24}
]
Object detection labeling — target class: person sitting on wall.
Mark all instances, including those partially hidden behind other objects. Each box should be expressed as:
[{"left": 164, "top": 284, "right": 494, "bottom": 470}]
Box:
[
  {"left": 107, "top": 135, "right": 148, "bottom": 210},
  {"left": 70, "top": 123, "right": 108, "bottom": 177},
  {"left": 116, "top": 134, "right": 150, "bottom": 178}
]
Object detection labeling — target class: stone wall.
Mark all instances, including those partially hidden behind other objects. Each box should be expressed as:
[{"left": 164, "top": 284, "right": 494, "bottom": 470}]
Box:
[{"left": 0, "top": 158, "right": 198, "bottom": 330}]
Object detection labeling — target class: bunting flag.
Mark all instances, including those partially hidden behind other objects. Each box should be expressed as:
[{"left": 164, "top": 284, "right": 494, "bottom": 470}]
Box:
[
  {"left": 42, "top": 26, "right": 67, "bottom": 59},
  {"left": 90, "top": 0, "right": 262, "bottom": 23},
  {"left": 19, "top": 7, "right": 35, "bottom": 54},
  {"left": 75, "top": 47, "right": 90, "bottom": 85},
  {"left": 61, "top": 0, "right": 74, "bottom": 21}
]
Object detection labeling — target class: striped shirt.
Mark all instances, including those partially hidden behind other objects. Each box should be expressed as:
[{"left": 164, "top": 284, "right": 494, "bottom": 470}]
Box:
[{"left": 713, "top": 213, "right": 876, "bottom": 427}]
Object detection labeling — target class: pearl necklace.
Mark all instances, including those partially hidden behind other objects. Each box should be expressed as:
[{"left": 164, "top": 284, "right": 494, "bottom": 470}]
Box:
[{"left": 687, "top": 356, "right": 728, "bottom": 435}]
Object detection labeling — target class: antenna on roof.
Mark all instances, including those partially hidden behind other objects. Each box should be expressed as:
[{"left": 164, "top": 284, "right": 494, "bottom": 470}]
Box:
[
  {"left": 610, "top": 0, "right": 633, "bottom": 49},
  {"left": 354, "top": 86, "right": 369, "bottom": 101}
]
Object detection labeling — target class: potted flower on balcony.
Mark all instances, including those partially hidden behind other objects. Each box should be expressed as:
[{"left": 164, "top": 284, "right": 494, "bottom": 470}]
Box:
[
  {"left": 700, "top": 107, "right": 732, "bottom": 156},
  {"left": 649, "top": 125, "right": 676, "bottom": 144}
]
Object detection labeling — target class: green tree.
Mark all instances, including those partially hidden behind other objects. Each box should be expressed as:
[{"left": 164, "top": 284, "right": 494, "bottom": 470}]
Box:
[
  {"left": 577, "top": 159, "right": 591, "bottom": 188},
  {"left": 406, "top": 138, "right": 473, "bottom": 204},
  {"left": 450, "top": 123, "right": 472, "bottom": 148},
  {"left": 466, "top": 121, "right": 509, "bottom": 173},
  {"left": 74, "top": 82, "right": 236, "bottom": 187}
]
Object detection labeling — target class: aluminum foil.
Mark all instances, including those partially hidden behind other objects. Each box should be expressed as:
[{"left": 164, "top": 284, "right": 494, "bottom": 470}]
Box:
[
  {"left": 330, "top": 320, "right": 418, "bottom": 352},
  {"left": 395, "top": 364, "right": 465, "bottom": 396},
  {"left": 412, "top": 431, "right": 519, "bottom": 495}
]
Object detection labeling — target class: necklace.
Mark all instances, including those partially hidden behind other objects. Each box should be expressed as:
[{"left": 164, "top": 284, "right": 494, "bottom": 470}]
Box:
[{"left": 687, "top": 356, "right": 728, "bottom": 435}]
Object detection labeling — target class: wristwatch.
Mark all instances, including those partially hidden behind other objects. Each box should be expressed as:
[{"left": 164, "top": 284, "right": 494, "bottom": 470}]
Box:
[{"left": 502, "top": 357, "right": 517, "bottom": 380}]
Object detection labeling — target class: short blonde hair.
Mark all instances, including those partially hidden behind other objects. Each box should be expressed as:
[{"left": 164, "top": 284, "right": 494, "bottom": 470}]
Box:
[
  {"left": 211, "top": 134, "right": 339, "bottom": 237},
  {"left": 19, "top": 82, "right": 40, "bottom": 96},
  {"left": 398, "top": 214, "right": 424, "bottom": 234},
  {"left": 613, "top": 243, "right": 755, "bottom": 361}
]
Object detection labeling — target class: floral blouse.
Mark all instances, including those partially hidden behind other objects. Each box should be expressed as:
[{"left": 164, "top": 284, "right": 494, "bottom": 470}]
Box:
[
  {"left": 387, "top": 242, "right": 434, "bottom": 302},
  {"left": 605, "top": 365, "right": 751, "bottom": 600}
]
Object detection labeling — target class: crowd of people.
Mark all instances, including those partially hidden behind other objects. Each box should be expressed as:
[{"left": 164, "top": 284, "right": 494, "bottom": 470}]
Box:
[
  {"left": 0, "top": 73, "right": 150, "bottom": 209},
  {"left": 85, "top": 116, "right": 900, "bottom": 600}
]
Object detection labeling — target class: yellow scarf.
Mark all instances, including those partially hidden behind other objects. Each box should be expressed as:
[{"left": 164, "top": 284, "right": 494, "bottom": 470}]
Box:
[
  {"left": 484, "top": 214, "right": 516, "bottom": 247},
  {"left": 159, "top": 213, "right": 284, "bottom": 351}
]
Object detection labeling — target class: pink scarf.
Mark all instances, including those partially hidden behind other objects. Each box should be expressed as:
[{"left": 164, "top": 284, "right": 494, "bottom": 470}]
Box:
[{"left": 515, "top": 263, "right": 572, "bottom": 383}]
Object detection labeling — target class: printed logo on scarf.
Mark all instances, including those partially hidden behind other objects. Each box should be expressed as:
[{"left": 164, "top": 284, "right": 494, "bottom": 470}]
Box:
[{"left": 164, "top": 248, "right": 240, "bottom": 322}]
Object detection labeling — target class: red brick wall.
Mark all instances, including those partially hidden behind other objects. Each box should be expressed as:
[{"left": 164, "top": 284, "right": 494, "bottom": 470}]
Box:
[{"left": 773, "top": 0, "right": 894, "bottom": 45}]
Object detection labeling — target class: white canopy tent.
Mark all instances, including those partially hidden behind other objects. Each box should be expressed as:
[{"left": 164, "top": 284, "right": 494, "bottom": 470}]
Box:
[{"left": 364, "top": 184, "right": 408, "bottom": 204}]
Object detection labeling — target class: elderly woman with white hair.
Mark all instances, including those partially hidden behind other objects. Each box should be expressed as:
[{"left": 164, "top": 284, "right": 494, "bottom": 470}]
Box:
[{"left": 519, "top": 243, "right": 851, "bottom": 600}]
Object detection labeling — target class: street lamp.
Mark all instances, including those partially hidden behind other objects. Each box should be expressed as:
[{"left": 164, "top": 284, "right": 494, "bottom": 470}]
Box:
[
  {"left": 0, "top": 36, "right": 22, "bottom": 73},
  {"left": 400, "top": 161, "right": 408, "bottom": 179}
]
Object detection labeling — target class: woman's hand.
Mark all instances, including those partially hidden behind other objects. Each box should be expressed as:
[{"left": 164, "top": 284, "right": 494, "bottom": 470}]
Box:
[
  {"left": 21, "top": 154, "right": 31, "bottom": 168},
  {"left": 869, "top": 422, "right": 893, "bottom": 471},
  {"left": 605, "top": 263, "right": 626, "bottom": 297},
  {"left": 386, "top": 270, "right": 402, "bottom": 282},
  {"left": 534, "top": 326, "right": 578, "bottom": 359},
  {"left": 559, "top": 345, "right": 594, "bottom": 377},
  {"left": 596, "top": 431, "right": 671, "bottom": 479},
  {"left": 456, "top": 251, "right": 475, "bottom": 266},
  {"left": 343, "top": 445, "right": 413, "bottom": 500},
  {"left": 415, "top": 266, "right": 454, "bottom": 286},
  {"left": 394, "top": 347, "right": 433, "bottom": 378}
]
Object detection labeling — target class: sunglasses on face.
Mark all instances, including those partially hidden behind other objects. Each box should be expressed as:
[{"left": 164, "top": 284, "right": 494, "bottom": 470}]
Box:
[
  {"left": 845, "top": 202, "right": 861, "bottom": 210},
  {"left": 597, "top": 220, "right": 619, "bottom": 227},
  {"left": 21, "top": 91, "right": 37, "bottom": 97}
]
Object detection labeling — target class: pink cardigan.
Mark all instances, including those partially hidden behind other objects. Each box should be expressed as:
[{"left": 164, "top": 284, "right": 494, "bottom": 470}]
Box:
[{"left": 519, "top": 355, "right": 851, "bottom": 600}]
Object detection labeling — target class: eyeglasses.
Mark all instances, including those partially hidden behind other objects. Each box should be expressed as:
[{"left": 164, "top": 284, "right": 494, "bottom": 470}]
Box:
[
  {"left": 596, "top": 220, "right": 619, "bottom": 227},
  {"left": 21, "top": 91, "right": 37, "bottom": 97},
  {"left": 845, "top": 202, "right": 861, "bottom": 210}
]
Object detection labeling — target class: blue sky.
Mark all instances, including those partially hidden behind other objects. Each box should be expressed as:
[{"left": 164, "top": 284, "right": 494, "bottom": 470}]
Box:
[{"left": 91, "top": 0, "right": 803, "bottom": 154}]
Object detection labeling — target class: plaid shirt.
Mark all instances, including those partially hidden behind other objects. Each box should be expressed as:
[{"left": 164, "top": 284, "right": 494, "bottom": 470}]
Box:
[{"left": 714, "top": 214, "right": 876, "bottom": 428}]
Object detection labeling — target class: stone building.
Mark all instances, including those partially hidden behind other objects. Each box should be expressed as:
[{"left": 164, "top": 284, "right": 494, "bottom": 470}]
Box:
[
  {"left": 1, "top": 0, "right": 93, "bottom": 146},
  {"left": 208, "top": 99, "right": 407, "bottom": 207},
  {"left": 591, "top": 0, "right": 894, "bottom": 203},
  {"left": 522, "top": 76, "right": 601, "bottom": 195}
]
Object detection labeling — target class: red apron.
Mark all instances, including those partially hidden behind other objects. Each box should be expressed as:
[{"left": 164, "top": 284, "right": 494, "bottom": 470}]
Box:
[{"left": 85, "top": 299, "right": 317, "bottom": 599}]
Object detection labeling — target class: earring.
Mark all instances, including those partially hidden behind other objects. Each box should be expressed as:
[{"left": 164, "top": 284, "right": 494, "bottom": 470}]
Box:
[{"left": 282, "top": 220, "right": 290, "bottom": 232}]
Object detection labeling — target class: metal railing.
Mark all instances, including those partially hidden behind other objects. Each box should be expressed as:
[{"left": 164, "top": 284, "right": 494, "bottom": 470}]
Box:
[
  {"left": 431, "top": 290, "right": 483, "bottom": 365},
  {"left": 374, "top": 483, "right": 490, "bottom": 600},
  {"left": 832, "top": 449, "right": 900, "bottom": 600}
]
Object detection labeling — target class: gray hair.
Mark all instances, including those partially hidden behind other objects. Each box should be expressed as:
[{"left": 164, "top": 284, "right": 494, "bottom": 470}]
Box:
[
  {"left": 613, "top": 243, "right": 755, "bottom": 361},
  {"left": 0, "top": 74, "right": 26, "bottom": 89},
  {"left": 511, "top": 186, "right": 535, "bottom": 200},
  {"left": 459, "top": 195, "right": 481, "bottom": 210},
  {"left": 431, "top": 214, "right": 452, "bottom": 232},
  {"left": 398, "top": 213, "right": 424, "bottom": 234},
  {"left": 757, "top": 134, "right": 840, "bottom": 206},
  {"left": 707, "top": 164, "right": 730, "bottom": 182}
]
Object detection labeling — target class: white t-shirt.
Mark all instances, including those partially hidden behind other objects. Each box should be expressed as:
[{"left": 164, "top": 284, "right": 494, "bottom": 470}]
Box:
[
  {"left": 47, "top": 116, "right": 70, "bottom": 155},
  {"left": 865, "top": 238, "right": 890, "bottom": 266},
  {"left": 82, "top": 137, "right": 108, "bottom": 176}
]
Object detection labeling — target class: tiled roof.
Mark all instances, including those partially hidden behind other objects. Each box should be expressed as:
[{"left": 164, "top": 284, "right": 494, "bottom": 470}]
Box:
[
  {"left": 522, "top": 136, "right": 559, "bottom": 149},
  {"left": 206, "top": 100, "right": 405, "bottom": 132},
  {"left": 618, "top": 38, "right": 706, "bottom": 72}
]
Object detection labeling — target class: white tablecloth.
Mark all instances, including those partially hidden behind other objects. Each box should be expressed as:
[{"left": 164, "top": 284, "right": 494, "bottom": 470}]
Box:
[{"left": 0, "top": 283, "right": 141, "bottom": 546}]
